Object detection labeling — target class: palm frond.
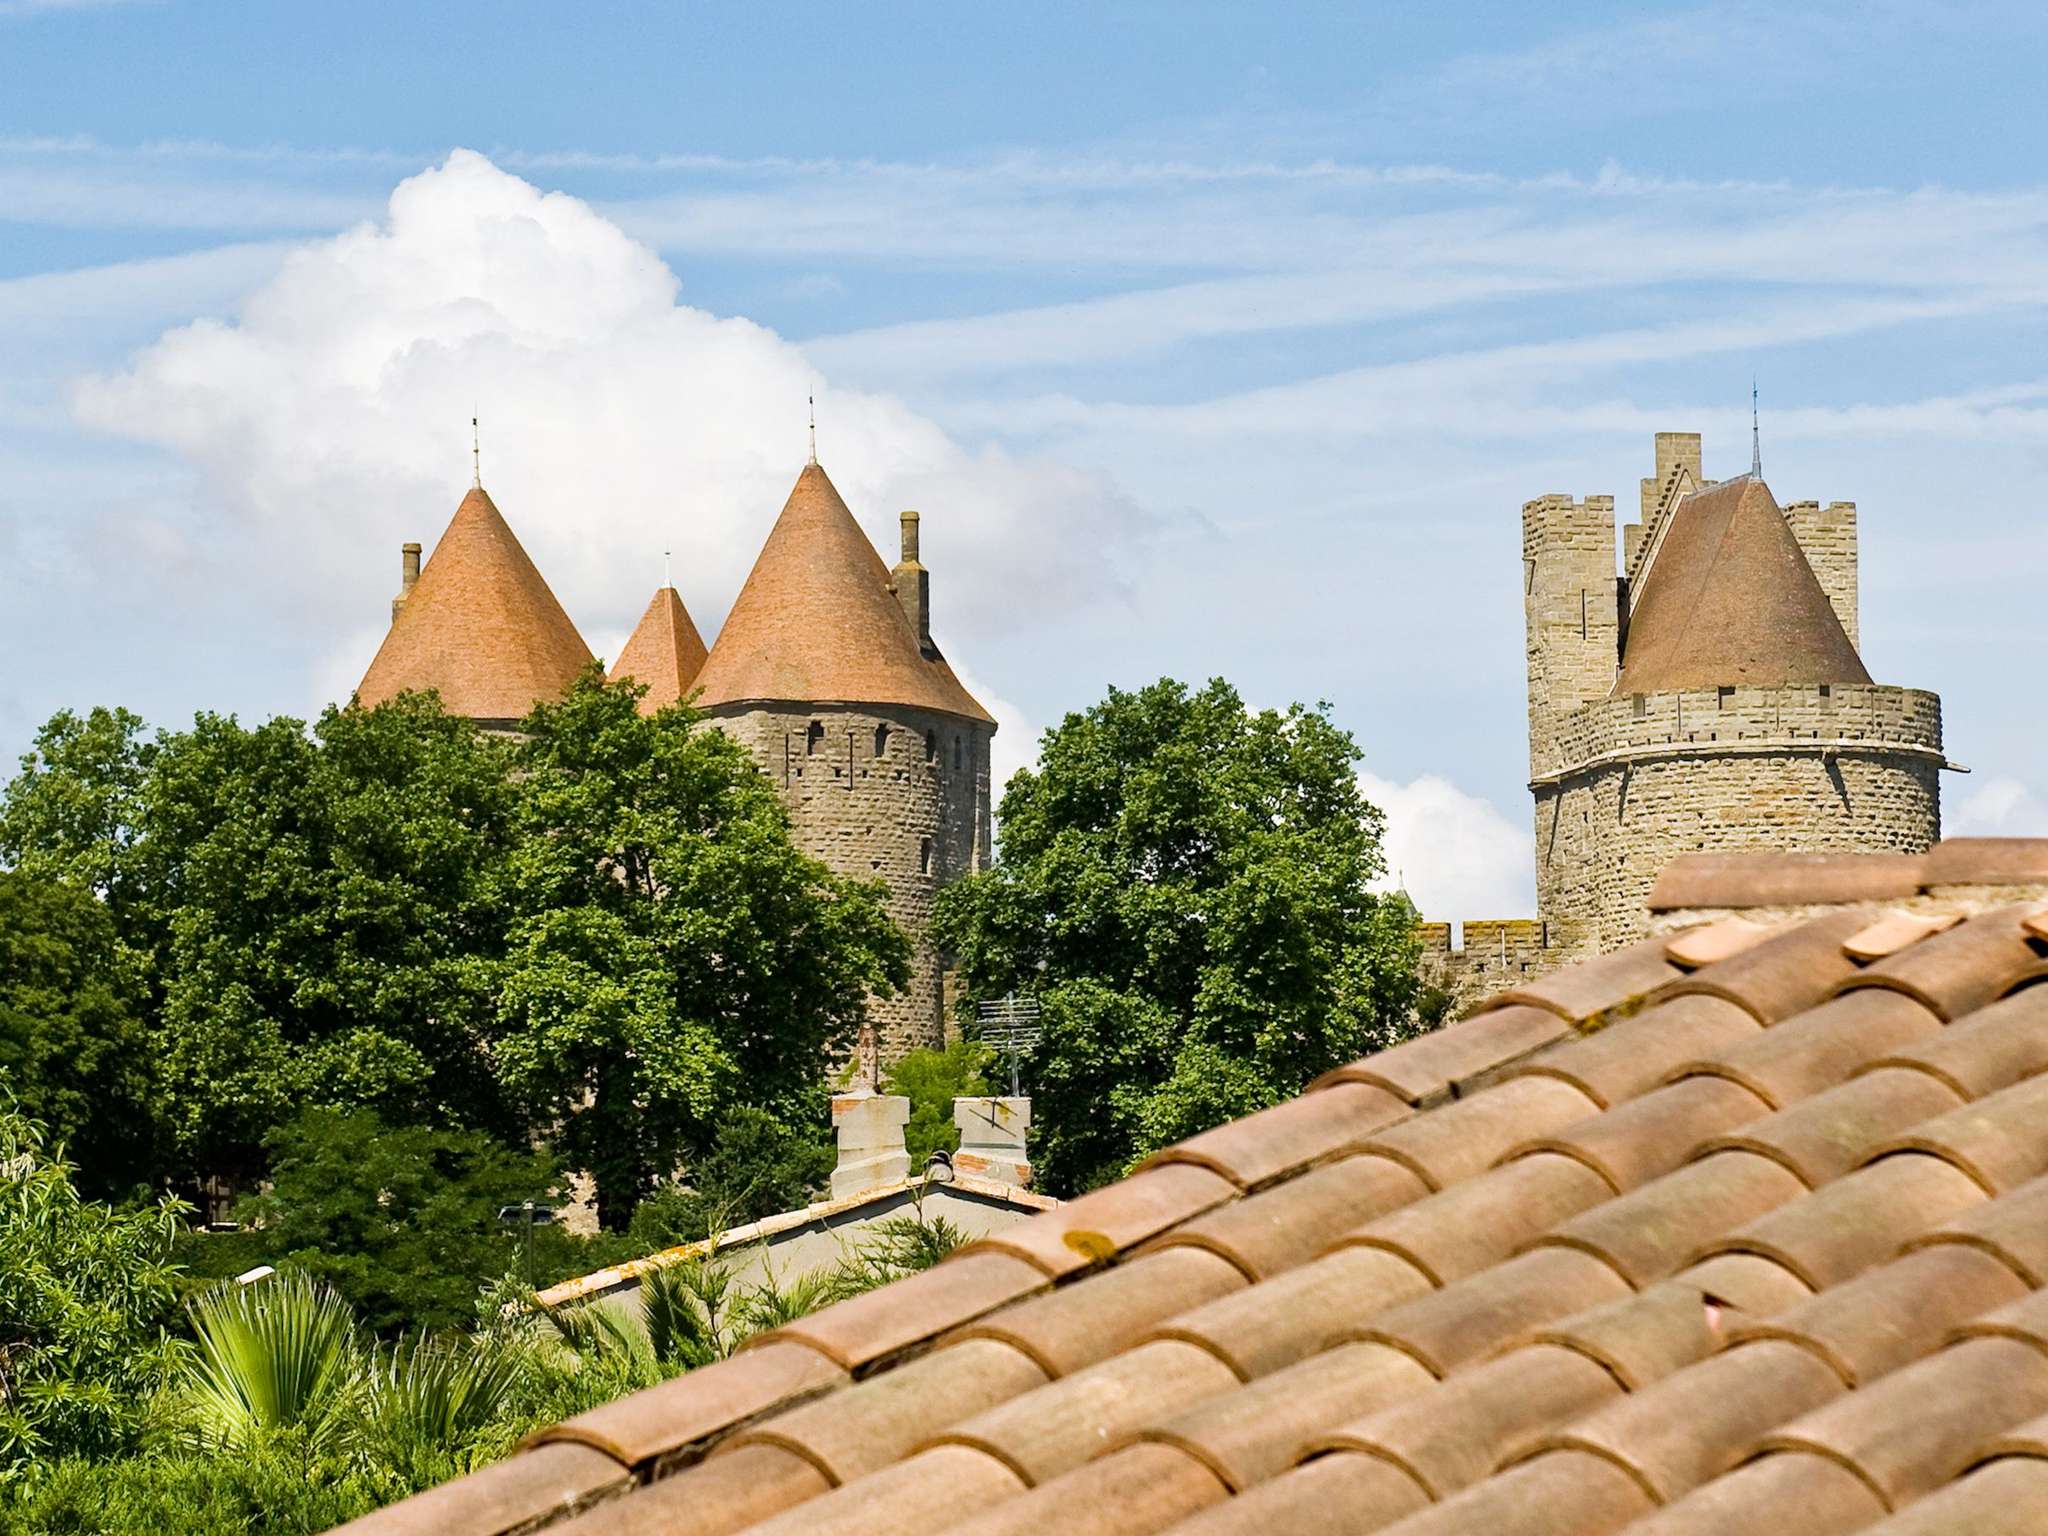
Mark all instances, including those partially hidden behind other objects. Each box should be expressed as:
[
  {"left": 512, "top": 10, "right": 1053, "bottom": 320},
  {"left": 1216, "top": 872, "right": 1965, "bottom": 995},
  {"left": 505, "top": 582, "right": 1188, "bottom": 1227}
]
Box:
[{"left": 183, "top": 1272, "right": 359, "bottom": 1453}]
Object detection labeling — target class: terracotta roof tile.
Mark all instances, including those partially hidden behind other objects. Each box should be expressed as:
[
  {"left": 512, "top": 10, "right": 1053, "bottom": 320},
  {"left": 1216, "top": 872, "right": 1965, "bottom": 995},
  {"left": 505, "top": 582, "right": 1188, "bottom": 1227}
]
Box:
[
  {"left": 1478, "top": 934, "right": 1684, "bottom": 1027},
  {"left": 954, "top": 1248, "right": 1246, "bottom": 1376},
  {"left": 1310, "top": 1005, "right": 1572, "bottom": 1104},
  {"left": 1526, "top": 1338, "right": 1845, "bottom": 1502},
  {"left": 1663, "top": 916, "right": 1778, "bottom": 969},
  {"left": 1920, "top": 836, "right": 2048, "bottom": 887},
  {"left": 1696, "top": 1069, "right": 1964, "bottom": 1186},
  {"left": 691, "top": 464, "right": 992, "bottom": 723},
  {"left": 1611, "top": 476, "right": 1870, "bottom": 694},
  {"left": 1617, "top": 1453, "right": 1887, "bottom": 1536},
  {"left": 340, "top": 854, "right": 2048, "bottom": 1536},
  {"left": 1754, "top": 1337, "right": 2048, "bottom": 1507},
  {"left": 1137, "top": 1081, "right": 1408, "bottom": 1189},
  {"left": 1151, "top": 1156, "right": 1430, "bottom": 1280},
  {"left": 1841, "top": 910, "right": 1960, "bottom": 961},
  {"left": 1511, "top": 995, "right": 1762, "bottom": 1108},
  {"left": 1866, "top": 1072, "right": 2048, "bottom": 1192},
  {"left": 1671, "top": 988, "right": 1940, "bottom": 1108},
  {"left": 1312, "top": 1344, "right": 1621, "bottom": 1497},
  {"left": 718, "top": 1337, "right": 1045, "bottom": 1484},
  {"left": 356, "top": 486, "right": 593, "bottom": 723},
  {"left": 734, "top": 1444, "right": 1022, "bottom": 1536},
  {"left": 607, "top": 586, "right": 708, "bottom": 712},
  {"left": 1978, "top": 1408, "right": 2048, "bottom": 1461},
  {"left": 1906, "top": 1172, "right": 2048, "bottom": 1284},
  {"left": 327, "top": 1442, "right": 629, "bottom": 1536},
  {"left": 1150, "top": 1246, "right": 1434, "bottom": 1379},
  {"left": 1516, "top": 1076, "right": 1768, "bottom": 1193},
  {"left": 1537, "top": 1151, "right": 1809, "bottom": 1287},
  {"left": 1724, "top": 1243, "right": 2029, "bottom": 1386},
  {"left": 1161, "top": 1448, "right": 1432, "bottom": 1536},
  {"left": 1858, "top": 983, "right": 2048, "bottom": 1099},
  {"left": 936, "top": 1442, "right": 1227, "bottom": 1536},
  {"left": 1691, "top": 1154, "right": 1986, "bottom": 1289},
  {"left": 1350, "top": 1076, "right": 1601, "bottom": 1190},
  {"left": 1134, "top": 1341, "right": 1433, "bottom": 1491},
  {"left": 1343, "top": 1248, "right": 1632, "bottom": 1376},
  {"left": 1850, "top": 1458, "right": 2048, "bottom": 1536},
  {"left": 1365, "top": 1448, "right": 1656, "bottom": 1536},
  {"left": 957, "top": 1164, "right": 1237, "bottom": 1279},
  {"left": 1336, "top": 1154, "right": 1613, "bottom": 1287},
  {"left": 924, "top": 1340, "right": 1241, "bottom": 1485},
  {"left": 1648, "top": 851, "right": 1923, "bottom": 912},
  {"left": 545, "top": 1442, "right": 826, "bottom": 1536},
  {"left": 1838, "top": 905, "right": 2048, "bottom": 1020},
  {"left": 746, "top": 1251, "right": 1047, "bottom": 1373},
  {"left": 1651, "top": 910, "right": 1873, "bottom": 1022},
  {"left": 534, "top": 1340, "right": 845, "bottom": 1472}
]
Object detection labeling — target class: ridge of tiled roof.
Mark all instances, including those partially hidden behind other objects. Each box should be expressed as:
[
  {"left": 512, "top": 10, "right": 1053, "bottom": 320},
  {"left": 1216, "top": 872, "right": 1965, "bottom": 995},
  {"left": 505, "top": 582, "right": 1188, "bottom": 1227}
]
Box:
[
  {"left": 356, "top": 485, "right": 593, "bottom": 722},
  {"left": 691, "top": 462, "right": 994, "bottom": 724},
  {"left": 328, "top": 845, "right": 2048, "bottom": 1536},
  {"left": 1613, "top": 476, "right": 1871, "bottom": 696},
  {"left": 606, "top": 586, "right": 709, "bottom": 714}
]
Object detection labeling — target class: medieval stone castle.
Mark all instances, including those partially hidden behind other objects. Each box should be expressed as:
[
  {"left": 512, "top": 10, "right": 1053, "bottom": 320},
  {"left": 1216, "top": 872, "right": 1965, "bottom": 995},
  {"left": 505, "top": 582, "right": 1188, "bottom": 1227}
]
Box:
[
  {"left": 354, "top": 428, "right": 1949, "bottom": 1036},
  {"left": 1423, "top": 430, "right": 1948, "bottom": 1003},
  {"left": 354, "top": 457, "right": 993, "bottom": 1056}
]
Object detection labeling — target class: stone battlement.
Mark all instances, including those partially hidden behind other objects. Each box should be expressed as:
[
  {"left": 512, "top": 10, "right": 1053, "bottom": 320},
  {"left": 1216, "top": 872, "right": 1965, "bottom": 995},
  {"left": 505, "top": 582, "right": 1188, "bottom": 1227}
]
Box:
[
  {"left": 1544, "top": 683, "right": 1943, "bottom": 783},
  {"left": 1418, "top": 919, "right": 1560, "bottom": 1013}
]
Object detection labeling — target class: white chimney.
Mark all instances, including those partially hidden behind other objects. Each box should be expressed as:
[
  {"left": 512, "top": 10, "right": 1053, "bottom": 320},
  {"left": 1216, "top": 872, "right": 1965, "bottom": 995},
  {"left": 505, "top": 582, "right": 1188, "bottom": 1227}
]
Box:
[
  {"left": 951, "top": 1097, "right": 1031, "bottom": 1188},
  {"left": 830, "top": 1092, "right": 910, "bottom": 1200}
]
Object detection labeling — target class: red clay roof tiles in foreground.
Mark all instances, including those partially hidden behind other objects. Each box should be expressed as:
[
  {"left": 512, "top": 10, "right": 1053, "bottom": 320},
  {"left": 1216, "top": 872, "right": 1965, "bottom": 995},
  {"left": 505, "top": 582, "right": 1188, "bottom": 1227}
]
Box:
[{"left": 331, "top": 849, "right": 2048, "bottom": 1536}]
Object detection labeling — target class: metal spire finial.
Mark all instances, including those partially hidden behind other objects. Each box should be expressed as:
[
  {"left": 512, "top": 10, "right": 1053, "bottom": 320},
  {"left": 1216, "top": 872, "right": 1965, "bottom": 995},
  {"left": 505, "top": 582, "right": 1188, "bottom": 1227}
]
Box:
[
  {"left": 663, "top": 547, "right": 672, "bottom": 590},
  {"left": 471, "top": 414, "right": 481, "bottom": 489},
  {"left": 807, "top": 394, "right": 817, "bottom": 465},
  {"left": 1750, "top": 377, "right": 1761, "bottom": 479}
]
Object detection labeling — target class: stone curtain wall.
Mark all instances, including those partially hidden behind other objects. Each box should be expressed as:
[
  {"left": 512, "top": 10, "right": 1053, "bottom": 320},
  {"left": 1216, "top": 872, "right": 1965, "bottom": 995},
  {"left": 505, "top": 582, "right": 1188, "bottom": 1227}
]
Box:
[
  {"left": 709, "top": 702, "right": 991, "bottom": 1055},
  {"left": 1523, "top": 493, "right": 1623, "bottom": 779},
  {"left": 1533, "top": 683, "right": 1942, "bottom": 958},
  {"left": 1419, "top": 919, "right": 1559, "bottom": 1015}
]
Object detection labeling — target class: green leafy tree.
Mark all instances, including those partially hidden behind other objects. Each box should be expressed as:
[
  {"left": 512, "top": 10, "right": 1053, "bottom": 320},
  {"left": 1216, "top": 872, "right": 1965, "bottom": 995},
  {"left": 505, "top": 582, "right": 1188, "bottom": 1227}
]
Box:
[
  {"left": 627, "top": 1106, "right": 835, "bottom": 1252},
  {"left": 883, "top": 1041, "right": 993, "bottom": 1167},
  {"left": 236, "top": 1108, "right": 579, "bottom": 1336},
  {"left": 934, "top": 677, "right": 1423, "bottom": 1194},
  {"left": 0, "top": 873, "right": 153, "bottom": 1196},
  {"left": 496, "top": 672, "right": 909, "bottom": 1228},
  {"left": 142, "top": 698, "right": 518, "bottom": 1182},
  {"left": 0, "top": 1107, "right": 189, "bottom": 1481},
  {"left": 0, "top": 706, "right": 155, "bottom": 920}
]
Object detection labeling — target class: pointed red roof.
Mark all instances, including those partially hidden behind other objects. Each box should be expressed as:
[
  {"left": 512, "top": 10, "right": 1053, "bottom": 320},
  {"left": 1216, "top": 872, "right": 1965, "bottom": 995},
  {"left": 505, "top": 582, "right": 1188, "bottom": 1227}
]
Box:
[
  {"left": 1614, "top": 476, "right": 1870, "bottom": 695},
  {"left": 355, "top": 485, "right": 592, "bottom": 722},
  {"left": 608, "top": 586, "right": 708, "bottom": 714},
  {"left": 692, "top": 463, "right": 993, "bottom": 723}
]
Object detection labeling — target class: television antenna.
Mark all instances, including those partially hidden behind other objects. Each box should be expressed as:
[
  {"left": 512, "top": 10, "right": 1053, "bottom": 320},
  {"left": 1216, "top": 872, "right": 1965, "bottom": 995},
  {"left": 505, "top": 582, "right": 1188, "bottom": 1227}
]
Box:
[{"left": 975, "top": 992, "right": 1043, "bottom": 1096}]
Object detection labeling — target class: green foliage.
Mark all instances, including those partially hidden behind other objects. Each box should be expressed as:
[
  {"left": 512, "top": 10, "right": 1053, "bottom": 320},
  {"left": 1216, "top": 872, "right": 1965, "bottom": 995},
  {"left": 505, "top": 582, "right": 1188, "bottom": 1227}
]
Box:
[
  {"left": 0, "top": 871, "right": 154, "bottom": 1196},
  {"left": 0, "top": 706, "right": 155, "bottom": 919},
  {"left": 237, "top": 1107, "right": 597, "bottom": 1336},
  {"left": 884, "top": 1040, "right": 993, "bottom": 1167},
  {"left": 934, "top": 677, "right": 1425, "bottom": 1193},
  {"left": 627, "top": 1105, "right": 835, "bottom": 1252},
  {"left": 183, "top": 1273, "right": 360, "bottom": 1454},
  {"left": 497, "top": 671, "right": 908, "bottom": 1227},
  {"left": 358, "top": 1333, "right": 524, "bottom": 1485},
  {"left": 0, "top": 1107, "right": 189, "bottom": 1481}
]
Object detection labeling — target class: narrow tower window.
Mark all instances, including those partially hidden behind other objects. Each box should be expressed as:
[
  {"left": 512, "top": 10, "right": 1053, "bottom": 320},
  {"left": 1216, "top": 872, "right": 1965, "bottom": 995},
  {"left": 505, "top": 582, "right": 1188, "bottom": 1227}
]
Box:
[
  {"left": 919, "top": 837, "right": 933, "bottom": 875},
  {"left": 925, "top": 729, "right": 937, "bottom": 763},
  {"left": 806, "top": 721, "right": 824, "bottom": 756},
  {"left": 873, "top": 724, "right": 889, "bottom": 759},
  {"left": 953, "top": 736, "right": 964, "bottom": 771}
]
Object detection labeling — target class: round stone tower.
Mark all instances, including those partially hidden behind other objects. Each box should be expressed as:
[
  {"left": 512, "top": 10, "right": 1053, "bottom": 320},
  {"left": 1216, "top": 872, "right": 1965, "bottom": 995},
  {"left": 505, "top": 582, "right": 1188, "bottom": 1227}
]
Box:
[
  {"left": 691, "top": 461, "right": 995, "bottom": 1057},
  {"left": 1524, "top": 435, "right": 1945, "bottom": 961}
]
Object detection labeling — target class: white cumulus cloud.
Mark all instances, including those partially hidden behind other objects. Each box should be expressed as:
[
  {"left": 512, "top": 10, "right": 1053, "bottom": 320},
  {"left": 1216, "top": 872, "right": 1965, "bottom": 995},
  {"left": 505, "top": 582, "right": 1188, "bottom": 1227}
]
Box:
[
  {"left": 1358, "top": 770, "right": 1534, "bottom": 922},
  {"left": 72, "top": 149, "right": 1151, "bottom": 710},
  {"left": 1947, "top": 774, "right": 2048, "bottom": 837}
]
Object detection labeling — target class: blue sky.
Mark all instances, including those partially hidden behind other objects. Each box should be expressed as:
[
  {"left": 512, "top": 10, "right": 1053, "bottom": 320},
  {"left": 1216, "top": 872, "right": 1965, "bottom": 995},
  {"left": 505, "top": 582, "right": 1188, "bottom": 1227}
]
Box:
[{"left": 5, "top": 1, "right": 2047, "bottom": 918}]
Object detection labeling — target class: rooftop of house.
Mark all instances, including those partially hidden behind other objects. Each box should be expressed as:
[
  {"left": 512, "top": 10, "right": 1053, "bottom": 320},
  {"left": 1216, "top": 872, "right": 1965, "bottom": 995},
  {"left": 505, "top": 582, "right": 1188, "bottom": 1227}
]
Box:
[
  {"left": 1614, "top": 475, "right": 1871, "bottom": 697},
  {"left": 607, "top": 585, "right": 709, "bottom": 714},
  {"left": 330, "top": 836, "right": 2048, "bottom": 1536}
]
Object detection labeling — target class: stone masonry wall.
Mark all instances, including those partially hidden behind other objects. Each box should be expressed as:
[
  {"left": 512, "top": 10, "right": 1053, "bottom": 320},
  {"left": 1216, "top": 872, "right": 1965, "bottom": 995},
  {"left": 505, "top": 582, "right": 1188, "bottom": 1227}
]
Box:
[
  {"left": 708, "top": 701, "right": 993, "bottom": 1057},
  {"left": 1533, "top": 683, "right": 1942, "bottom": 959},
  {"left": 1782, "top": 500, "right": 1859, "bottom": 652},
  {"left": 1524, "top": 493, "right": 1622, "bottom": 779},
  {"left": 1418, "top": 919, "right": 1560, "bottom": 1015}
]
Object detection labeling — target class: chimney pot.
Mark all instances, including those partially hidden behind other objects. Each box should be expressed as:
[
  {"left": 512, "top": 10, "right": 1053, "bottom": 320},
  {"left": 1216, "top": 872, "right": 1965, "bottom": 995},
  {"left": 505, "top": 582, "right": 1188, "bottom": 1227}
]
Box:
[
  {"left": 890, "top": 511, "right": 932, "bottom": 653},
  {"left": 899, "top": 509, "right": 921, "bottom": 564},
  {"left": 391, "top": 542, "right": 424, "bottom": 626}
]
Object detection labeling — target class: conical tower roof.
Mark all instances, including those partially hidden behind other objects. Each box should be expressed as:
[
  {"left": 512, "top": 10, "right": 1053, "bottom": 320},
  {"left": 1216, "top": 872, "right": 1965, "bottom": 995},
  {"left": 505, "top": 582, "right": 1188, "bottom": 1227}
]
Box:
[
  {"left": 356, "top": 485, "right": 592, "bottom": 722},
  {"left": 1613, "top": 476, "right": 1870, "bottom": 695},
  {"left": 693, "top": 463, "right": 993, "bottom": 723},
  {"left": 608, "top": 586, "right": 708, "bottom": 713}
]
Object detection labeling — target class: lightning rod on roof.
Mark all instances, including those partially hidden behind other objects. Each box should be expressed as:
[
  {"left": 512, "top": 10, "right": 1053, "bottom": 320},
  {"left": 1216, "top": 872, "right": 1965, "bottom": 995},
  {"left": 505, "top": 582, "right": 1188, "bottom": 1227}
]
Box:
[
  {"left": 808, "top": 394, "right": 817, "bottom": 464},
  {"left": 472, "top": 414, "right": 482, "bottom": 489},
  {"left": 1750, "top": 377, "right": 1762, "bottom": 479},
  {"left": 664, "top": 547, "right": 672, "bottom": 589}
]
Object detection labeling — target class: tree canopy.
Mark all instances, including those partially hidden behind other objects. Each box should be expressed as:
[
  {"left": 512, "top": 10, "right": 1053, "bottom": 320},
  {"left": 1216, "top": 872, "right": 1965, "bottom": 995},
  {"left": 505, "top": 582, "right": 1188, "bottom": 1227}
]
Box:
[{"left": 933, "top": 677, "right": 1422, "bottom": 1193}]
